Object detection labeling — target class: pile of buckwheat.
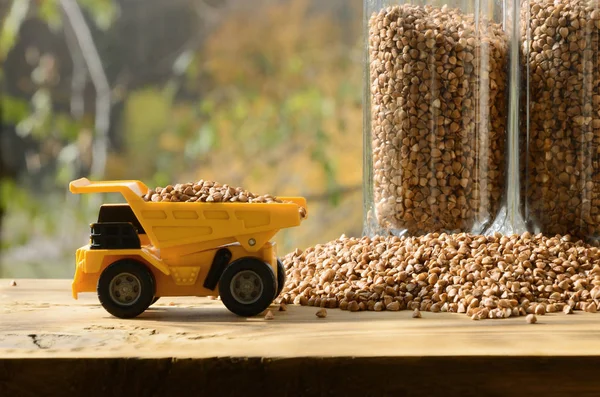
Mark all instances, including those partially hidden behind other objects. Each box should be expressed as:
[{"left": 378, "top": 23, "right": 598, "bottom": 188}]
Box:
[
  {"left": 141, "top": 180, "right": 306, "bottom": 217},
  {"left": 279, "top": 232, "right": 600, "bottom": 320}
]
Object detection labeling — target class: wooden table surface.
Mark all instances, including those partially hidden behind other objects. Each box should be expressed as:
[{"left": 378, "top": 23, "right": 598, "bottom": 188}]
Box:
[{"left": 2, "top": 279, "right": 600, "bottom": 396}]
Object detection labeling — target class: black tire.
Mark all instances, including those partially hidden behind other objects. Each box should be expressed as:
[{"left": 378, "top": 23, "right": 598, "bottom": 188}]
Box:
[
  {"left": 97, "top": 259, "right": 155, "bottom": 319},
  {"left": 151, "top": 297, "right": 160, "bottom": 305},
  {"left": 275, "top": 259, "right": 286, "bottom": 299},
  {"left": 219, "top": 257, "right": 276, "bottom": 317}
]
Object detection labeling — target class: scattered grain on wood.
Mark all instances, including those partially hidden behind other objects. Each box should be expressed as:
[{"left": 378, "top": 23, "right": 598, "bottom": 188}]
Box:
[
  {"left": 279, "top": 232, "right": 600, "bottom": 320},
  {"left": 563, "top": 305, "right": 574, "bottom": 315}
]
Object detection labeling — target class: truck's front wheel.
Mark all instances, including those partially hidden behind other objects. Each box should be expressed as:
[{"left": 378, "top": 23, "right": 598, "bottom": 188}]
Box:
[
  {"left": 219, "top": 258, "right": 276, "bottom": 317},
  {"left": 97, "top": 260, "right": 155, "bottom": 319}
]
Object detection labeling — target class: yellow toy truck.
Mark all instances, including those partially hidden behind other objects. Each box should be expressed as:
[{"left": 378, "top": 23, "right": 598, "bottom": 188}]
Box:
[{"left": 69, "top": 178, "right": 307, "bottom": 319}]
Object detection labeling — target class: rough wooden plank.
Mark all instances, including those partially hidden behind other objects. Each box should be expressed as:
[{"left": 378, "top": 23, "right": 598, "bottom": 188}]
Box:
[
  {"left": 2, "top": 279, "right": 600, "bottom": 396},
  {"left": 2, "top": 279, "right": 600, "bottom": 358}
]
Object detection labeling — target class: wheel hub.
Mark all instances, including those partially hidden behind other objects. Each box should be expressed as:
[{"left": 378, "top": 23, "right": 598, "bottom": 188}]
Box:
[
  {"left": 230, "top": 270, "right": 263, "bottom": 305},
  {"left": 109, "top": 273, "right": 141, "bottom": 306}
]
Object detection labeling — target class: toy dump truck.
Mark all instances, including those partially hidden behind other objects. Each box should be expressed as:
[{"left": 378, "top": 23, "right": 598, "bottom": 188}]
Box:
[{"left": 69, "top": 178, "right": 307, "bottom": 319}]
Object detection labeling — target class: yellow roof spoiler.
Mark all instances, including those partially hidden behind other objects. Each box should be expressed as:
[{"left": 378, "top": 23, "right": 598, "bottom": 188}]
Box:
[{"left": 69, "top": 178, "right": 148, "bottom": 203}]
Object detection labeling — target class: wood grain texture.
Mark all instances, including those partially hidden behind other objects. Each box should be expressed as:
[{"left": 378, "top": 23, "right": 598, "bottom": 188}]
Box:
[{"left": 2, "top": 279, "right": 600, "bottom": 396}]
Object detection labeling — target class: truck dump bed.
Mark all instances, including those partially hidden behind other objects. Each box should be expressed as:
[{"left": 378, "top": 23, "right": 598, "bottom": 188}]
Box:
[{"left": 69, "top": 178, "right": 307, "bottom": 252}]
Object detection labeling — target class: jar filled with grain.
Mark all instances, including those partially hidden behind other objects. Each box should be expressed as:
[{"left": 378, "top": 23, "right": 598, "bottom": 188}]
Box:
[
  {"left": 520, "top": 0, "right": 600, "bottom": 241},
  {"left": 363, "top": 0, "right": 510, "bottom": 237}
]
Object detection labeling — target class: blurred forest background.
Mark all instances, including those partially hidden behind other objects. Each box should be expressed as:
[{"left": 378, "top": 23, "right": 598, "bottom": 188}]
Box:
[{"left": 0, "top": 0, "right": 363, "bottom": 278}]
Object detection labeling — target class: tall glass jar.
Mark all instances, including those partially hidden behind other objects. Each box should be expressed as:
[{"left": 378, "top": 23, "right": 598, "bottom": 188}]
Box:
[
  {"left": 520, "top": 0, "right": 600, "bottom": 241},
  {"left": 363, "top": 1, "right": 510, "bottom": 237}
]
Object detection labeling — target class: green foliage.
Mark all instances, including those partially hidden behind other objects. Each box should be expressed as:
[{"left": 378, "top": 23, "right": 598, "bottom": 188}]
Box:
[
  {"left": 1, "top": 0, "right": 121, "bottom": 269},
  {"left": 55, "top": 143, "right": 79, "bottom": 185},
  {"left": 16, "top": 88, "right": 52, "bottom": 139},
  {"left": 0, "top": 179, "right": 35, "bottom": 215},
  {"left": 78, "top": 0, "right": 119, "bottom": 31},
  {"left": 38, "top": 0, "right": 62, "bottom": 32},
  {"left": 0, "top": 0, "right": 30, "bottom": 59},
  {"left": 3, "top": 92, "right": 88, "bottom": 186},
  {"left": 120, "top": 89, "right": 172, "bottom": 179},
  {"left": 311, "top": 128, "right": 340, "bottom": 206},
  {"left": 184, "top": 124, "right": 217, "bottom": 160},
  {"left": 2, "top": 0, "right": 364, "bottom": 277},
  {"left": 1, "top": 96, "right": 30, "bottom": 125},
  {"left": 55, "top": 114, "right": 84, "bottom": 141},
  {"left": 0, "top": 178, "right": 43, "bottom": 248}
]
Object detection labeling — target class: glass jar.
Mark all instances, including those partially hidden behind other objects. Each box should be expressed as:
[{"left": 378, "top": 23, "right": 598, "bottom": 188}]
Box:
[
  {"left": 520, "top": 0, "right": 600, "bottom": 241},
  {"left": 363, "top": 0, "right": 510, "bottom": 237}
]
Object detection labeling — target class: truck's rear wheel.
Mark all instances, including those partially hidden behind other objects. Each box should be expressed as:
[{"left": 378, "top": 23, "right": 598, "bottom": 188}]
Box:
[
  {"left": 275, "top": 259, "right": 286, "bottom": 299},
  {"left": 97, "top": 260, "right": 155, "bottom": 319},
  {"left": 219, "top": 258, "right": 276, "bottom": 317}
]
